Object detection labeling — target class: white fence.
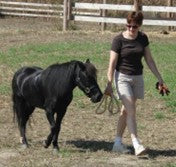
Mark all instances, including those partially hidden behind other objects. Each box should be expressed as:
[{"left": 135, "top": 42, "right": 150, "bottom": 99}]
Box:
[
  {"left": 0, "top": 1, "right": 62, "bottom": 18},
  {"left": 0, "top": 1, "right": 99, "bottom": 18},
  {"left": 74, "top": 3, "right": 176, "bottom": 26},
  {"left": 0, "top": 1, "right": 176, "bottom": 31}
]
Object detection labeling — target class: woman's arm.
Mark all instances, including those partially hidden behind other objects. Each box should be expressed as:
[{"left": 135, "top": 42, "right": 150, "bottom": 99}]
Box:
[
  {"left": 144, "top": 46, "right": 164, "bottom": 84},
  {"left": 105, "top": 50, "right": 118, "bottom": 95},
  {"left": 144, "top": 46, "right": 170, "bottom": 95}
]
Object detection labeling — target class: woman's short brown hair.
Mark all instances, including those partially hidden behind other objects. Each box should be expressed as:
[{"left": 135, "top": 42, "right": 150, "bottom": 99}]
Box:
[{"left": 127, "top": 11, "right": 143, "bottom": 26}]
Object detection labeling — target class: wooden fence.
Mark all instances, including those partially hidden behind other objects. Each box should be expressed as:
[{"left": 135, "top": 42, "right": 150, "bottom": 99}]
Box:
[
  {"left": 0, "top": 1, "right": 62, "bottom": 18},
  {"left": 71, "top": 3, "right": 176, "bottom": 31},
  {"left": 0, "top": 0, "right": 176, "bottom": 31}
]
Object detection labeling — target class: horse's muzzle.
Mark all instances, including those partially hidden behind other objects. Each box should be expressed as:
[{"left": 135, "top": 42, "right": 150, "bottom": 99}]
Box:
[{"left": 91, "top": 92, "right": 103, "bottom": 103}]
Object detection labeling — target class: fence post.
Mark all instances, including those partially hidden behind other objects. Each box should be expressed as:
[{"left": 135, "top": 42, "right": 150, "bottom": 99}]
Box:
[
  {"left": 101, "top": 0, "right": 107, "bottom": 32},
  {"left": 167, "top": 0, "right": 173, "bottom": 31},
  {"left": 134, "top": 0, "right": 142, "bottom": 12},
  {"left": 67, "top": 0, "right": 72, "bottom": 20},
  {"left": 63, "top": 0, "right": 68, "bottom": 31}
]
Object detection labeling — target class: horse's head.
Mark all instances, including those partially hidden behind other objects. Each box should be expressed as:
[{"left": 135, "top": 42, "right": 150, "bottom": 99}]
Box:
[{"left": 75, "top": 59, "right": 103, "bottom": 103}]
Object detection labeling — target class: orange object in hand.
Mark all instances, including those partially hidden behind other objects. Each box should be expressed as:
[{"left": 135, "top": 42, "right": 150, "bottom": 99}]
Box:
[{"left": 156, "top": 82, "right": 170, "bottom": 96}]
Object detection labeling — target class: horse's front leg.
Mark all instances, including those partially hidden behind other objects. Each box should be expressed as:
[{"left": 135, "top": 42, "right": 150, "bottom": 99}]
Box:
[
  {"left": 52, "top": 109, "right": 67, "bottom": 152},
  {"left": 44, "top": 110, "right": 56, "bottom": 148}
]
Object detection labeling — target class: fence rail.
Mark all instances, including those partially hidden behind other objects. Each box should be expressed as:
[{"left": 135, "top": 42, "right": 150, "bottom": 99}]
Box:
[
  {"left": 75, "top": 3, "right": 176, "bottom": 13},
  {"left": 0, "top": 1, "right": 176, "bottom": 31},
  {"left": 0, "top": 1, "right": 60, "bottom": 8},
  {"left": 75, "top": 3, "right": 134, "bottom": 11},
  {"left": 0, "top": 1, "right": 99, "bottom": 18},
  {"left": 0, "top": 1, "right": 62, "bottom": 18},
  {"left": 71, "top": 2, "right": 176, "bottom": 31},
  {"left": 74, "top": 16, "right": 176, "bottom": 26}
]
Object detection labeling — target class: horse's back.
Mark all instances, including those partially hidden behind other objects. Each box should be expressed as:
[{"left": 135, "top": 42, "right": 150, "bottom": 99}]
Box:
[
  {"left": 14, "top": 66, "right": 43, "bottom": 77},
  {"left": 12, "top": 66, "right": 43, "bottom": 96}
]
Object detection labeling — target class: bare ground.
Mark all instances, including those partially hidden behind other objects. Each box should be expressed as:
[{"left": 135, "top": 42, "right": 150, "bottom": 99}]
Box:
[{"left": 0, "top": 17, "right": 176, "bottom": 167}]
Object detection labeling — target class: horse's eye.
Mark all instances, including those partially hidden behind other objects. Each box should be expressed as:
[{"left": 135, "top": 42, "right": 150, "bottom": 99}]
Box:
[{"left": 85, "top": 87, "right": 90, "bottom": 94}]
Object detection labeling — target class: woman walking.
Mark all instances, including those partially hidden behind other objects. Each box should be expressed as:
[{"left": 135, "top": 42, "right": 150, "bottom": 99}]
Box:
[{"left": 105, "top": 11, "right": 169, "bottom": 156}]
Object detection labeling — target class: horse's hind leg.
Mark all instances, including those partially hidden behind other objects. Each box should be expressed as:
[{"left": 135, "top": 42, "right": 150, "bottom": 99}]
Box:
[
  {"left": 20, "top": 106, "right": 35, "bottom": 148},
  {"left": 13, "top": 95, "right": 34, "bottom": 148}
]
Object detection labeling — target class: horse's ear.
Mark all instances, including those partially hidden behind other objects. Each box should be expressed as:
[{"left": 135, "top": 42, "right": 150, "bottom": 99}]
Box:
[
  {"left": 85, "top": 59, "right": 90, "bottom": 63},
  {"left": 76, "top": 61, "right": 86, "bottom": 72}
]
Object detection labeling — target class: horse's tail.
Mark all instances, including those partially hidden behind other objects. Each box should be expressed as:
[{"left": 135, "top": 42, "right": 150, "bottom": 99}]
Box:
[
  {"left": 12, "top": 72, "right": 20, "bottom": 124},
  {"left": 12, "top": 92, "right": 21, "bottom": 125},
  {"left": 12, "top": 89, "right": 34, "bottom": 129},
  {"left": 11, "top": 78, "right": 24, "bottom": 127},
  {"left": 11, "top": 71, "right": 27, "bottom": 128},
  {"left": 12, "top": 67, "right": 36, "bottom": 129}
]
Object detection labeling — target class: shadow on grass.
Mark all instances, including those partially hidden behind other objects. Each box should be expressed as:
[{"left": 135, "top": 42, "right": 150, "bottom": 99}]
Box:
[
  {"left": 67, "top": 139, "right": 113, "bottom": 152},
  {"left": 67, "top": 139, "right": 134, "bottom": 154},
  {"left": 67, "top": 139, "right": 176, "bottom": 159},
  {"left": 148, "top": 148, "right": 176, "bottom": 159}
]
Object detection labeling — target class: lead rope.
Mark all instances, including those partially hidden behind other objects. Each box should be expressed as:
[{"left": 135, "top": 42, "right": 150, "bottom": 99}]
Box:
[{"left": 95, "top": 94, "right": 120, "bottom": 115}]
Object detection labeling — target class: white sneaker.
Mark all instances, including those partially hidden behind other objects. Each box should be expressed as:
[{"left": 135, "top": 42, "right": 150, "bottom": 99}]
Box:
[
  {"left": 135, "top": 145, "right": 147, "bottom": 156},
  {"left": 112, "top": 143, "right": 130, "bottom": 154}
]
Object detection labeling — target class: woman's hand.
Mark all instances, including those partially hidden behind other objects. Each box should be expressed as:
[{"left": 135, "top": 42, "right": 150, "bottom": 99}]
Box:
[
  {"left": 104, "top": 82, "right": 113, "bottom": 96},
  {"left": 156, "top": 82, "right": 170, "bottom": 96}
]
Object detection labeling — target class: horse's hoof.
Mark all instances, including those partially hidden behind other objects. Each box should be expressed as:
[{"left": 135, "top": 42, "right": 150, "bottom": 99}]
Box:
[
  {"left": 21, "top": 144, "right": 28, "bottom": 150},
  {"left": 53, "top": 147, "right": 59, "bottom": 155},
  {"left": 43, "top": 140, "right": 49, "bottom": 148}
]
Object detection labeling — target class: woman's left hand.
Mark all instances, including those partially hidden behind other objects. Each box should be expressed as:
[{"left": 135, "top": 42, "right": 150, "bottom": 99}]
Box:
[
  {"left": 104, "top": 82, "right": 113, "bottom": 96},
  {"left": 156, "top": 82, "right": 170, "bottom": 96}
]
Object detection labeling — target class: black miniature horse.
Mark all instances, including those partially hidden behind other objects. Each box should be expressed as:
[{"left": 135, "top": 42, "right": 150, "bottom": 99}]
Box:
[{"left": 12, "top": 59, "right": 103, "bottom": 152}]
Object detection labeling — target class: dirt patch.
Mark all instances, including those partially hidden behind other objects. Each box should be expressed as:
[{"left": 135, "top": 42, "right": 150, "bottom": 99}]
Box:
[
  {"left": 1, "top": 17, "right": 176, "bottom": 51},
  {"left": 0, "top": 149, "right": 19, "bottom": 167},
  {"left": 0, "top": 17, "right": 110, "bottom": 51}
]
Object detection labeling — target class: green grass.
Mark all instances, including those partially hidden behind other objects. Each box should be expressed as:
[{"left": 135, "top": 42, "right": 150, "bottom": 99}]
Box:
[
  {"left": 0, "top": 42, "right": 109, "bottom": 69},
  {"left": 154, "top": 111, "right": 166, "bottom": 120},
  {"left": 144, "top": 43, "right": 176, "bottom": 113},
  {"left": 0, "top": 83, "right": 10, "bottom": 95},
  {"left": 0, "top": 41, "right": 109, "bottom": 96},
  {"left": 0, "top": 40, "right": 176, "bottom": 114},
  {"left": 166, "top": 163, "right": 176, "bottom": 167},
  {"left": 0, "top": 35, "right": 176, "bottom": 167}
]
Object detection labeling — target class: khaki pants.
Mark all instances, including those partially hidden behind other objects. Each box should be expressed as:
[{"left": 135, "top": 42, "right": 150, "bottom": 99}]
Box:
[{"left": 114, "top": 71, "right": 144, "bottom": 100}]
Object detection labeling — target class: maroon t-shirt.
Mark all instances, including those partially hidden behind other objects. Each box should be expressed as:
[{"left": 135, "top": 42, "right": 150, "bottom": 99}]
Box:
[{"left": 111, "top": 31, "right": 149, "bottom": 75}]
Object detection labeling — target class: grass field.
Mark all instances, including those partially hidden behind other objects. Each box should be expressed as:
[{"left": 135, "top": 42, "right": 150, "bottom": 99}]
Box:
[{"left": 0, "top": 18, "right": 176, "bottom": 167}]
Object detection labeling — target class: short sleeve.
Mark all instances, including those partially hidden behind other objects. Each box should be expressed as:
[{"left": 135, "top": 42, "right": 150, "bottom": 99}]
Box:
[
  {"left": 142, "top": 33, "right": 149, "bottom": 47},
  {"left": 111, "top": 36, "right": 122, "bottom": 54}
]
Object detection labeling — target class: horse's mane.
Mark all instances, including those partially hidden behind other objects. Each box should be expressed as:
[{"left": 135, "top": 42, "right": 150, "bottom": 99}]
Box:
[
  {"left": 39, "top": 63, "right": 69, "bottom": 98},
  {"left": 85, "top": 62, "right": 97, "bottom": 79},
  {"left": 48, "top": 60, "right": 97, "bottom": 77},
  {"left": 40, "top": 60, "right": 97, "bottom": 97},
  {"left": 42, "top": 60, "right": 97, "bottom": 88}
]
